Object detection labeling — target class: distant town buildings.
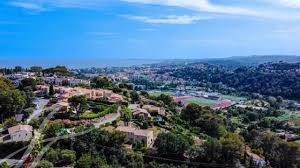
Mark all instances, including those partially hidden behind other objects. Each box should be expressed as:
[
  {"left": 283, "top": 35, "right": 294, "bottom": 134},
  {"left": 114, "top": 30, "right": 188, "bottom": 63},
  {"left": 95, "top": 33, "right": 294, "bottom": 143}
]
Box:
[
  {"left": 42, "top": 77, "right": 90, "bottom": 86},
  {"left": 36, "top": 85, "right": 124, "bottom": 110}
]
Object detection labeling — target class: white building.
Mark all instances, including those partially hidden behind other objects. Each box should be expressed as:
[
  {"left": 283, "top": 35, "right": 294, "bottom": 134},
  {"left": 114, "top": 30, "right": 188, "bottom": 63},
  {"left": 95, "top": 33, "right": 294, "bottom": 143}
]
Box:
[
  {"left": 42, "top": 77, "right": 90, "bottom": 86},
  {"left": 0, "top": 125, "right": 33, "bottom": 142}
]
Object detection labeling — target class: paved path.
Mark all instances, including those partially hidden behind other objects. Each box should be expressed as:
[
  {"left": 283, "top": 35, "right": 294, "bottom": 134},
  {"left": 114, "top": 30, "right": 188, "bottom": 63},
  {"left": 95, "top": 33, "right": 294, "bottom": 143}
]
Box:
[
  {"left": 92, "top": 108, "right": 121, "bottom": 128},
  {"left": 27, "top": 98, "right": 49, "bottom": 123}
]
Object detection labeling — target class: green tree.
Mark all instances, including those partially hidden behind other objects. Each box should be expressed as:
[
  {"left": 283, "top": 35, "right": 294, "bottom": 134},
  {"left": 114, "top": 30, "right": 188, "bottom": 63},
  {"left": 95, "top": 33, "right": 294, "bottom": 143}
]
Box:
[
  {"left": 43, "top": 123, "right": 65, "bottom": 138},
  {"left": 271, "top": 141, "right": 300, "bottom": 168},
  {"left": 122, "top": 107, "right": 132, "bottom": 122},
  {"left": 36, "top": 160, "right": 54, "bottom": 168},
  {"left": 181, "top": 103, "right": 202, "bottom": 125},
  {"left": 0, "top": 162, "right": 10, "bottom": 168},
  {"left": 202, "top": 137, "right": 222, "bottom": 163},
  {"left": 220, "top": 133, "right": 245, "bottom": 163},
  {"left": 77, "top": 154, "right": 93, "bottom": 168},
  {"left": 68, "top": 95, "right": 89, "bottom": 114},
  {"left": 14, "top": 66, "right": 23, "bottom": 72},
  {"left": 30, "top": 66, "right": 43, "bottom": 73},
  {"left": 0, "top": 78, "right": 26, "bottom": 122},
  {"left": 154, "top": 132, "right": 192, "bottom": 158},
  {"left": 3, "top": 117, "right": 17, "bottom": 128},
  {"left": 92, "top": 76, "right": 112, "bottom": 88},
  {"left": 256, "top": 132, "right": 280, "bottom": 164},
  {"left": 19, "top": 78, "right": 37, "bottom": 90},
  {"left": 60, "top": 149, "right": 76, "bottom": 165},
  {"left": 195, "top": 113, "right": 227, "bottom": 138},
  {"left": 92, "top": 156, "right": 107, "bottom": 168},
  {"left": 29, "top": 117, "right": 44, "bottom": 129},
  {"left": 43, "top": 66, "right": 69, "bottom": 76},
  {"left": 126, "top": 153, "right": 144, "bottom": 168},
  {"left": 130, "top": 91, "right": 140, "bottom": 103},
  {"left": 156, "top": 94, "right": 173, "bottom": 106},
  {"left": 49, "top": 84, "right": 54, "bottom": 96},
  {"left": 45, "top": 148, "right": 60, "bottom": 164}
]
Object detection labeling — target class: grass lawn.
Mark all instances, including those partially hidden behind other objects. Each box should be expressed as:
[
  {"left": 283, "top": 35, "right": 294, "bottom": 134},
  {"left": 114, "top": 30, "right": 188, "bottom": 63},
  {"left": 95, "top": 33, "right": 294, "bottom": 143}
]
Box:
[
  {"left": 184, "top": 97, "right": 220, "bottom": 106},
  {"left": 231, "top": 117, "right": 240, "bottom": 124},
  {"left": 295, "top": 140, "right": 300, "bottom": 144},
  {"left": 291, "top": 119, "right": 300, "bottom": 127},
  {"left": 267, "top": 110, "right": 300, "bottom": 127},
  {"left": 220, "top": 95, "right": 247, "bottom": 103}
]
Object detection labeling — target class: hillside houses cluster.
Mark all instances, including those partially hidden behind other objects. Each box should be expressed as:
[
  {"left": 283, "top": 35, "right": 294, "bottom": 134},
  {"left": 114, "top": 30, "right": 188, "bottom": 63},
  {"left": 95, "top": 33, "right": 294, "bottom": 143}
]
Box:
[
  {"left": 37, "top": 85, "right": 124, "bottom": 110},
  {"left": 4, "top": 72, "right": 90, "bottom": 87},
  {"left": 42, "top": 77, "right": 90, "bottom": 86}
]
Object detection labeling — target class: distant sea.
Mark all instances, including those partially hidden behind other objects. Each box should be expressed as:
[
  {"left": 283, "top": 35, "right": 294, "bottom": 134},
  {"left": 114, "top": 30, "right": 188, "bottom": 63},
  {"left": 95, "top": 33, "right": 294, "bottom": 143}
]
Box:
[{"left": 0, "top": 58, "right": 164, "bottom": 68}]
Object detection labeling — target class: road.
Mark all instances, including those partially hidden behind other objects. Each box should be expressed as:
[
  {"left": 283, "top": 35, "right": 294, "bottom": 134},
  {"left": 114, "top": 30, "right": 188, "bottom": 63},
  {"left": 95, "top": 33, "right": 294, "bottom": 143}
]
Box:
[
  {"left": 92, "top": 107, "right": 121, "bottom": 128},
  {"left": 26, "top": 98, "right": 49, "bottom": 123}
]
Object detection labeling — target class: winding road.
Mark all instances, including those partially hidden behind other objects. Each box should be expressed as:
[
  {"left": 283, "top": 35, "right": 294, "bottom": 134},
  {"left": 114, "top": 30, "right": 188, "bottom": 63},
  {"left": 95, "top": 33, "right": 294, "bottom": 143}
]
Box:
[{"left": 26, "top": 98, "right": 49, "bottom": 124}]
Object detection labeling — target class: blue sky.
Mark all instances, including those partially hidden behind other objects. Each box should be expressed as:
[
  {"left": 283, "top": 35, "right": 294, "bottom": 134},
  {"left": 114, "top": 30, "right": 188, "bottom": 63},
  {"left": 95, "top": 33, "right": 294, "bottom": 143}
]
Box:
[{"left": 1, "top": 0, "right": 300, "bottom": 66}]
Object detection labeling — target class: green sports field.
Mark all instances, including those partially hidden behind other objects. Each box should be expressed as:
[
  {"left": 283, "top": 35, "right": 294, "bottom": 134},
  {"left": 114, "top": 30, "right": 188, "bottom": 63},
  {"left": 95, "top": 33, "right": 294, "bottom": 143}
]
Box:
[{"left": 183, "top": 97, "right": 220, "bottom": 106}]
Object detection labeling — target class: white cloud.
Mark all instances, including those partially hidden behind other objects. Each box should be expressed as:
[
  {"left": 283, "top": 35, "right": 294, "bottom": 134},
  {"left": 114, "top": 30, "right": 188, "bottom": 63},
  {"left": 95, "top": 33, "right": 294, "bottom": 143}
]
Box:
[
  {"left": 9, "top": 1, "right": 46, "bottom": 11},
  {"left": 273, "top": 27, "right": 300, "bottom": 33},
  {"left": 123, "top": 15, "right": 213, "bottom": 24},
  {"left": 7, "top": 0, "right": 300, "bottom": 20},
  {"left": 272, "top": 0, "right": 300, "bottom": 8},
  {"left": 122, "top": 0, "right": 261, "bottom": 16},
  {"left": 8, "top": 0, "right": 105, "bottom": 10},
  {"left": 138, "top": 28, "right": 157, "bottom": 31}
]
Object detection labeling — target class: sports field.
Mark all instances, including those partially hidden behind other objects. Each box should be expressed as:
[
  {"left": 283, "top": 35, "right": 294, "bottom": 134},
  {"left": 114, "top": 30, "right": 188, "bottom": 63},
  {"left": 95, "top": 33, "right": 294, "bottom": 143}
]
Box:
[{"left": 183, "top": 97, "right": 221, "bottom": 106}]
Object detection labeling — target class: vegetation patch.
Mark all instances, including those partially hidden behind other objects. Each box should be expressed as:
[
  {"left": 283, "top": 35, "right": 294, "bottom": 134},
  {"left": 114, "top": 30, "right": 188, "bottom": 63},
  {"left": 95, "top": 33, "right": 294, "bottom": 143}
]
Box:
[
  {"left": 220, "top": 95, "right": 246, "bottom": 103},
  {"left": 80, "top": 104, "right": 119, "bottom": 119}
]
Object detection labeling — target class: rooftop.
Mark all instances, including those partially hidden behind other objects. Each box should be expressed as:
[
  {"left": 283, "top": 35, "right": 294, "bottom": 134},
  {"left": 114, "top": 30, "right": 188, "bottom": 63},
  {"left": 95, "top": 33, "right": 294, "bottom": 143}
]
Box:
[{"left": 8, "top": 125, "right": 33, "bottom": 134}]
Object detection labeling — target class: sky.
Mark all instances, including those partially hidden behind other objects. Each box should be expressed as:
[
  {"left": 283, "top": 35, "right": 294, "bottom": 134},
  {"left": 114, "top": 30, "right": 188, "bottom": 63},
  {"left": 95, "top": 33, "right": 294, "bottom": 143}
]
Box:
[{"left": 1, "top": 0, "right": 300, "bottom": 67}]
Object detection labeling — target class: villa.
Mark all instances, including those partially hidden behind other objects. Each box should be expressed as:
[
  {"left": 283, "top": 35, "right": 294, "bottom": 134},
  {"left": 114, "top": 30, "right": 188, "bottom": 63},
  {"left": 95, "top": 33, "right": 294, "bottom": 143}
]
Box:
[
  {"left": 142, "top": 105, "right": 166, "bottom": 116},
  {"left": 116, "top": 126, "right": 154, "bottom": 147},
  {"left": 132, "top": 108, "right": 151, "bottom": 121},
  {"left": 0, "top": 125, "right": 33, "bottom": 143}
]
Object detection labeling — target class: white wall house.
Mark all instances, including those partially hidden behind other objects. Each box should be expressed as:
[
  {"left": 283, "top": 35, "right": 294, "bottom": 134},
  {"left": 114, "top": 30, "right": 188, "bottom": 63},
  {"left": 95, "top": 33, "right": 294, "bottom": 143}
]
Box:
[{"left": 0, "top": 125, "right": 33, "bottom": 142}]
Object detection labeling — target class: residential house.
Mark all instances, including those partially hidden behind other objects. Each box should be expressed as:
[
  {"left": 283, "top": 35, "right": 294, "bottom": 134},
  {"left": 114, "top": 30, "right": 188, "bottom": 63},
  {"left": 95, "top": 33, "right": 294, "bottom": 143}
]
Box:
[
  {"left": 116, "top": 126, "right": 154, "bottom": 147},
  {"left": 0, "top": 125, "right": 33, "bottom": 142},
  {"left": 142, "top": 105, "right": 166, "bottom": 116},
  {"left": 132, "top": 108, "right": 151, "bottom": 121}
]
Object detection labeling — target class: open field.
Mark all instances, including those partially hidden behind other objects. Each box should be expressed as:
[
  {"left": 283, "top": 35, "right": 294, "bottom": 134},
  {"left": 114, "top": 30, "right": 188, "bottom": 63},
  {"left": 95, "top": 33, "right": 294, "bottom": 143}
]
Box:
[
  {"left": 184, "top": 97, "right": 221, "bottom": 106},
  {"left": 266, "top": 110, "right": 300, "bottom": 127}
]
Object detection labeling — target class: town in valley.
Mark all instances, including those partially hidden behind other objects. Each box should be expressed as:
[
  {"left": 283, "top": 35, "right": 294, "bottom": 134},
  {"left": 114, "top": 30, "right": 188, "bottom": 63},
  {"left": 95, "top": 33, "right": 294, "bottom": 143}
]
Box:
[{"left": 0, "top": 56, "right": 300, "bottom": 167}]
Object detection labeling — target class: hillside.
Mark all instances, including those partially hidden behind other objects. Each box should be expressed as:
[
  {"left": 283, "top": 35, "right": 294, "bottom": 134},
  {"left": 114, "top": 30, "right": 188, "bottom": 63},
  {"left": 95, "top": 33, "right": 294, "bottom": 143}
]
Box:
[{"left": 199, "top": 55, "right": 300, "bottom": 68}]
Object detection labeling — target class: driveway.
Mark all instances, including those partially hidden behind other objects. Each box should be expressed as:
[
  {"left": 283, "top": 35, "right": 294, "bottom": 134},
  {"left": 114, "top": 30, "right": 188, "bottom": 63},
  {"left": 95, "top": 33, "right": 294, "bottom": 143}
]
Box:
[
  {"left": 27, "top": 98, "right": 49, "bottom": 123},
  {"left": 92, "top": 112, "right": 121, "bottom": 128}
]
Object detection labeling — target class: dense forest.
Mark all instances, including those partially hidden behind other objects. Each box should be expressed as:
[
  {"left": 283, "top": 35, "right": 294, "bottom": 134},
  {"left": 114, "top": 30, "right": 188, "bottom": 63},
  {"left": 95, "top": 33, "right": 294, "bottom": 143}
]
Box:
[{"left": 171, "top": 62, "right": 300, "bottom": 99}]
